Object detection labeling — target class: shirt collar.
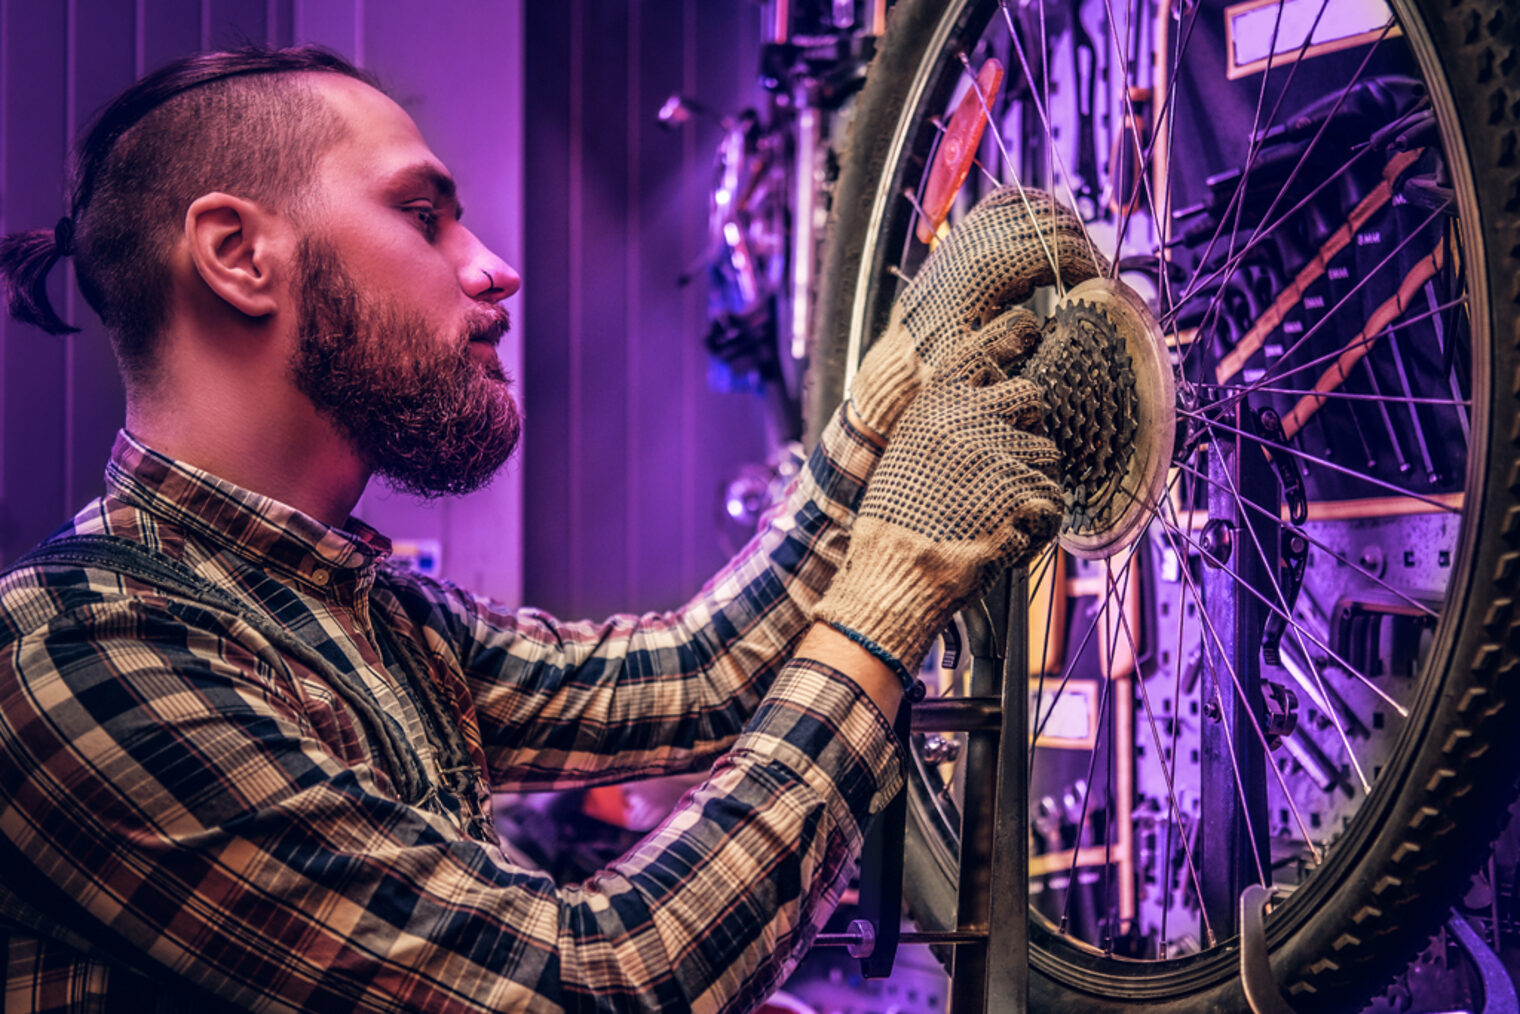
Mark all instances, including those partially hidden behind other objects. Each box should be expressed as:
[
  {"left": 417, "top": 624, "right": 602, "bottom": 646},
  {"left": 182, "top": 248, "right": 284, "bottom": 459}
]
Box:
[{"left": 104, "top": 430, "right": 392, "bottom": 595}]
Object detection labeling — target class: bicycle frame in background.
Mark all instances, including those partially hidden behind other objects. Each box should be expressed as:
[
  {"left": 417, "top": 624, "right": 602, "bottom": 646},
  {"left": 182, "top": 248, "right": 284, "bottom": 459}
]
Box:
[{"left": 662, "top": 1, "right": 887, "bottom": 552}]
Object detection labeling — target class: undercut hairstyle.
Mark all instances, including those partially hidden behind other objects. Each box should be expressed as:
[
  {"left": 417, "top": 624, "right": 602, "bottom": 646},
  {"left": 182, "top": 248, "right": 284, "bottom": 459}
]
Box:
[{"left": 0, "top": 45, "right": 375, "bottom": 383}]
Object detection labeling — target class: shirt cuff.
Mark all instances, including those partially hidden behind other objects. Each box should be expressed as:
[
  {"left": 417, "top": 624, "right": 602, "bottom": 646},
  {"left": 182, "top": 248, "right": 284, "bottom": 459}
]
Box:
[
  {"left": 794, "top": 403, "right": 884, "bottom": 520},
  {"left": 728, "top": 658, "right": 905, "bottom": 850}
]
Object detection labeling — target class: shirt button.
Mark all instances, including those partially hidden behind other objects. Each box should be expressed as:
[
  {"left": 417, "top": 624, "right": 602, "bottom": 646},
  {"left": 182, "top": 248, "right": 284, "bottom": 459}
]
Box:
[{"left": 311, "top": 568, "right": 330, "bottom": 586}]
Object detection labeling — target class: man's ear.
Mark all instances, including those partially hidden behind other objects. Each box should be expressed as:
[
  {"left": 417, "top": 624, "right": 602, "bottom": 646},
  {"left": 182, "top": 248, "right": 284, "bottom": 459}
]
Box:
[{"left": 184, "top": 192, "right": 287, "bottom": 318}]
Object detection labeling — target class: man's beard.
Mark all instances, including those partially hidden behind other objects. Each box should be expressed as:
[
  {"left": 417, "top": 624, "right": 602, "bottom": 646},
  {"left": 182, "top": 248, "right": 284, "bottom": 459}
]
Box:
[{"left": 290, "top": 237, "right": 522, "bottom": 500}]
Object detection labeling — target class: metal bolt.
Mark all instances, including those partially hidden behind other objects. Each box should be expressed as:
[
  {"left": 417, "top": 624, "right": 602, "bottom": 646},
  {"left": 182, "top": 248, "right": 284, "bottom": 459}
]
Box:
[
  {"left": 1200, "top": 519, "right": 1233, "bottom": 566},
  {"left": 919, "top": 734, "right": 962, "bottom": 765},
  {"left": 846, "top": 919, "right": 876, "bottom": 959}
]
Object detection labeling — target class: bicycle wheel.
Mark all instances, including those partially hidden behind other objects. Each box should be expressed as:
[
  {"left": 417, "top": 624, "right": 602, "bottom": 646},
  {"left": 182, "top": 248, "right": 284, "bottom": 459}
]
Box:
[{"left": 809, "top": 0, "right": 1520, "bottom": 1008}]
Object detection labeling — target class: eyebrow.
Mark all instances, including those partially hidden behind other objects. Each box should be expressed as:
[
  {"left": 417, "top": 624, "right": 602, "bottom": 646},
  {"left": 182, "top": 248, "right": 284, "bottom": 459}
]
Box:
[{"left": 388, "top": 162, "right": 464, "bottom": 220}]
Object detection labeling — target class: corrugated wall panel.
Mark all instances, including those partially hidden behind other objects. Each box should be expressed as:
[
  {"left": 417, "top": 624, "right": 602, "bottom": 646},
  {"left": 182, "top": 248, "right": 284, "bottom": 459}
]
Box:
[
  {"left": 3, "top": 2, "right": 79, "bottom": 557},
  {"left": 524, "top": 0, "right": 770, "bottom": 620}
]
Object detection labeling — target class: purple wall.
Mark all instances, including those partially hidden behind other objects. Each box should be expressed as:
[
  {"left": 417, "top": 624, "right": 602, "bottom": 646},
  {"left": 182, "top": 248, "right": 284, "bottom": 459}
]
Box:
[{"left": 523, "top": 0, "right": 773, "bottom": 620}]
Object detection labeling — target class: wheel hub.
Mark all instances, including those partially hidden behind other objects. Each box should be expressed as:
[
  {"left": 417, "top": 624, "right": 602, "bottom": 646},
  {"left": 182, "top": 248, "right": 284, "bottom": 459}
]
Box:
[{"left": 1021, "top": 277, "right": 1176, "bottom": 560}]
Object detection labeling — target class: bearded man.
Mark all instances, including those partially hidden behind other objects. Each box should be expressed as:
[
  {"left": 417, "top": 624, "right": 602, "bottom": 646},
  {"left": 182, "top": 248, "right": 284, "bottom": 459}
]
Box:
[{"left": 0, "top": 45, "right": 1092, "bottom": 1012}]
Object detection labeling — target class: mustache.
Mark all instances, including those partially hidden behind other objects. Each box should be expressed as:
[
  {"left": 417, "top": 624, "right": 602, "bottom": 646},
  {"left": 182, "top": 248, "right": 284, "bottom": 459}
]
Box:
[{"left": 465, "top": 306, "right": 511, "bottom": 347}]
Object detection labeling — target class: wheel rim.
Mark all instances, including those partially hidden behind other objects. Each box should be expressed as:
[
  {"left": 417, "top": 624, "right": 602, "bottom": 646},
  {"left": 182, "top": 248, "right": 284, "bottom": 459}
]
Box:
[{"left": 823, "top": 0, "right": 1490, "bottom": 997}]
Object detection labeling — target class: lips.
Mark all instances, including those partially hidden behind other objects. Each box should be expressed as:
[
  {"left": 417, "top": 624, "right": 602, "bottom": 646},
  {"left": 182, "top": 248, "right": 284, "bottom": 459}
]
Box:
[{"left": 466, "top": 308, "right": 510, "bottom": 348}]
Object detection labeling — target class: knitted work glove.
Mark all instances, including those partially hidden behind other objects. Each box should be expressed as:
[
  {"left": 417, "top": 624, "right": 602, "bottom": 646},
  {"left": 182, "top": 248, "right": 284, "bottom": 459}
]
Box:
[
  {"left": 850, "top": 186, "right": 1106, "bottom": 440},
  {"left": 815, "top": 347, "right": 1064, "bottom": 685}
]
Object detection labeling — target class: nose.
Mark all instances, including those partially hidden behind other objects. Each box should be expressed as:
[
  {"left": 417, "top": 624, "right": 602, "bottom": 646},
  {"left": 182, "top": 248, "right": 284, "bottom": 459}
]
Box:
[{"left": 461, "top": 235, "right": 521, "bottom": 301}]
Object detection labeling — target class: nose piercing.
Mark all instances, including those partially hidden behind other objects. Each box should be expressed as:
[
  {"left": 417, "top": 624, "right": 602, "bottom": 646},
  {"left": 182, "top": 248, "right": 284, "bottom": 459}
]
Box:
[{"left": 481, "top": 268, "right": 498, "bottom": 293}]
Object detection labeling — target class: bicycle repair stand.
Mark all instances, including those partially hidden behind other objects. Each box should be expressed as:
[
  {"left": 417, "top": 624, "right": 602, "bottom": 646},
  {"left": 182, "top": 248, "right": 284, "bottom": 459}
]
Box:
[
  {"left": 817, "top": 571, "right": 1032, "bottom": 1012},
  {"left": 814, "top": 573, "right": 1520, "bottom": 1014}
]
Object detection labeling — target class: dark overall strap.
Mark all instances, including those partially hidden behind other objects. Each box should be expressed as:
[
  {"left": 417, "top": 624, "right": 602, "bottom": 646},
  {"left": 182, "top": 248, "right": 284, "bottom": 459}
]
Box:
[{"left": 5, "top": 533, "right": 433, "bottom": 806}]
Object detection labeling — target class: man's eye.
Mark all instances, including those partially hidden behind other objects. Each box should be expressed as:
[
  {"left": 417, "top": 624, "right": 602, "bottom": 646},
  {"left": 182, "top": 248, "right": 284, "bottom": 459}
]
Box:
[{"left": 406, "top": 205, "right": 439, "bottom": 239}]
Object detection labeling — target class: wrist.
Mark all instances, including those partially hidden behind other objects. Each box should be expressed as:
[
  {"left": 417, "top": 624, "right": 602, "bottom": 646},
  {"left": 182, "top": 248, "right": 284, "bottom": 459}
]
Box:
[
  {"left": 791, "top": 622, "right": 904, "bottom": 718},
  {"left": 813, "top": 518, "right": 971, "bottom": 683},
  {"left": 813, "top": 618, "right": 918, "bottom": 694}
]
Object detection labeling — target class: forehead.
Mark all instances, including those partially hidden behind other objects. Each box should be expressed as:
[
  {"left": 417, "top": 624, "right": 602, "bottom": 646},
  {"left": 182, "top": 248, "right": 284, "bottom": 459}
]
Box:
[{"left": 310, "top": 74, "right": 449, "bottom": 189}]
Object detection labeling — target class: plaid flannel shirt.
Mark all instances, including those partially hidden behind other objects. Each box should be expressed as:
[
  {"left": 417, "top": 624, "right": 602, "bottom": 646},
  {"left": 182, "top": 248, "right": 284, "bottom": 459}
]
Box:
[{"left": 0, "top": 408, "right": 900, "bottom": 1013}]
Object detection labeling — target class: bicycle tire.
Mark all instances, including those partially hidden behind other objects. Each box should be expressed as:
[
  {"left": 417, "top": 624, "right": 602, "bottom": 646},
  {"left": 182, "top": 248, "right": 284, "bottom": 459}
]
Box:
[{"left": 809, "top": 0, "right": 1520, "bottom": 1008}]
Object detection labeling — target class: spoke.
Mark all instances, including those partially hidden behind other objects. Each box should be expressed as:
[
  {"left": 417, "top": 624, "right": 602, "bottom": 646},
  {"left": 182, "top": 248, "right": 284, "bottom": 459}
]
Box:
[
  {"left": 1163, "top": 94, "right": 1432, "bottom": 333},
  {"left": 1100, "top": 555, "right": 1128, "bottom": 950},
  {"left": 901, "top": 187, "right": 938, "bottom": 232},
  {"left": 1167, "top": 20, "right": 1398, "bottom": 347},
  {"left": 1153, "top": 532, "right": 1312, "bottom": 872},
  {"left": 1101, "top": 545, "right": 1221, "bottom": 946},
  {"left": 1202, "top": 384, "right": 1466, "bottom": 409},
  {"left": 1029, "top": 466, "right": 1194, "bottom": 749},
  {"left": 1148, "top": 494, "right": 1332, "bottom": 858},
  {"left": 1193, "top": 426, "right": 1375, "bottom": 794},
  {"left": 1027, "top": 471, "right": 1228, "bottom": 948},
  {"left": 1382, "top": 323, "right": 1440, "bottom": 480},
  {"left": 1100, "top": 545, "right": 1142, "bottom": 681},
  {"left": 1029, "top": 537, "right": 1150, "bottom": 748},
  {"left": 1148, "top": 514, "right": 1272, "bottom": 889},
  {"left": 1039, "top": 0, "right": 1058, "bottom": 286},
  {"left": 1193, "top": 293, "right": 1467, "bottom": 414},
  {"left": 1195, "top": 0, "right": 1305, "bottom": 291},
  {"left": 1161, "top": 510, "right": 1380, "bottom": 814},
  {"left": 1425, "top": 279, "right": 1471, "bottom": 443},
  {"left": 1173, "top": 0, "right": 1340, "bottom": 375},
  {"left": 1278, "top": 239, "right": 1448, "bottom": 440},
  {"left": 1160, "top": 469, "right": 1411, "bottom": 720},
  {"left": 1149, "top": 0, "right": 1208, "bottom": 339},
  {"left": 1031, "top": 562, "right": 1129, "bottom": 746},
  {"left": 1160, "top": 465, "right": 1200, "bottom": 956},
  {"left": 1097, "top": 0, "right": 1169, "bottom": 283},
  {"left": 1053, "top": 548, "right": 1141, "bottom": 945},
  {"left": 1176, "top": 409, "right": 1462, "bottom": 516},
  {"left": 997, "top": 2, "right": 1107, "bottom": 280},
  {"left": 928, "top": 115, "right": 1002, "bottom": 189},
  {"left": 1029, "top": 543, "right": 1063, "bottom": 764},
  {"left": 1067, "top": 0, "right": 1194, "bottom": 306},
  {"left": 1058, "top": 664, "right": 1117, "bottom": 935},
  {"left": 1203, "top": 144, "right": 1430, "bottom": 385},
  {"left": 954, "top": 52, "right": 1068, "bottom": 293},
  {"left": 1029, "top": 540, "right": 1061, "bottom": 604},
  {"left": 1181, "top": 140, "right": 1416, "bottom": 392},
  {"left": 1168, "top": 461, "right": 1440, "bottom": 620}
]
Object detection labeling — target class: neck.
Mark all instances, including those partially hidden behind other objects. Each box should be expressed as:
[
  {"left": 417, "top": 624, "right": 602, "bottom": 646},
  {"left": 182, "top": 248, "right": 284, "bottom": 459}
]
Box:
[{"left": 127, "top": 346, "right": 369, "bottom": 529}]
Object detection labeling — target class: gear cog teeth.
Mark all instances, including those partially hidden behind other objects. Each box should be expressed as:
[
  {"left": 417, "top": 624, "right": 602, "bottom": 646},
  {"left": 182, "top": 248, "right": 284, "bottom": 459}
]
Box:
[{"left": 1021, "top": 292, "right": 1144, "bottom": 528}]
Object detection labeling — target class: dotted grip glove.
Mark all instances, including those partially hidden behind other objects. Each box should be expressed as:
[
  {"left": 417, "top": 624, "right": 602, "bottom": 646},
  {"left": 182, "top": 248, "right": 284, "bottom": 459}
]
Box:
[
  {"left": 849, "top": 186, "right": 1106, "bottom": 440},
  {"left": 815, "top": 353, "right": 1064, "bottom": 686}
]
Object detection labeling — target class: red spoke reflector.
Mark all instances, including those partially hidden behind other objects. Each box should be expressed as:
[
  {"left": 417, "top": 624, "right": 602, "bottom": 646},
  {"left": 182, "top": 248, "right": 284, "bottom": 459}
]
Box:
[{"left": 915, "top": 58, "right": 1005, "bottom": 246}]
